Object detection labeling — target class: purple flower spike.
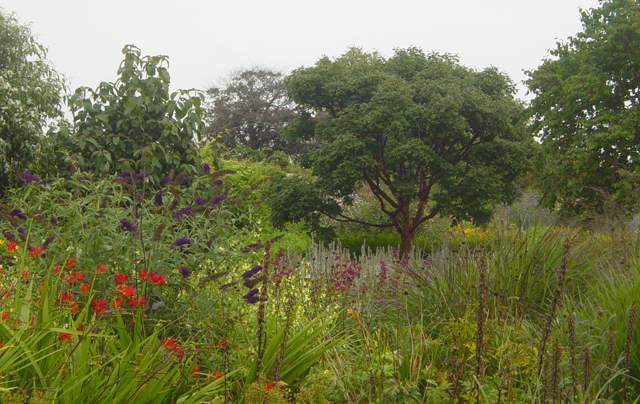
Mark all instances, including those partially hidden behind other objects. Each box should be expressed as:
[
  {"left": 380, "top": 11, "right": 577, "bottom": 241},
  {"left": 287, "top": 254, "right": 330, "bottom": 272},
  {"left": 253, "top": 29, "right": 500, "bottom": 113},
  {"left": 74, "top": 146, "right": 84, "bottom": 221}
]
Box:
[
  {"left": 243, "top": 288, "right": 260, "bottom": 303},
  {"left": 135, "top": 173, "right": 149, "bottom": 180},
  {"left": 173, "top": 238, "right": 191, "bottom": 247},
  {"left": 161, "top": 175, "right": 171, "bottom": 185},
  {"left": 154, "top": 191, "right": 163, "bottom": 206},
  {"left": 17, "top": 227, "right": 25, "bottom": 235},
  {"left": 120, "top": 219, "right": 136, "bottom": 233},
  {"left": 241, "top": 265, "right": 263, "bottom": 279},
  {"left": 18, "top": 172, "right": 44, "bottom": 185},
  {"left": 9, "top": 210, "right": 27, "bottom": 221},
  {"left": 119, "top": 171, "right": 130, "bottom": 178},
  {"left": 220, "top": 281, "right": 238, "bottom": 290},
  {"left": 50, "top": 217, "right": 58, "bottom": 225},
  {"left": 195, "top": 197, "right": 205, "bottom": 206},
  {"left": 173, "top": 206, "right": 193, "bottom": 220},
  {"left": 180, "top": 177, "right": 190, "bottom": 185},
  {"left": 179, "top": 266, "right": 190, "bottom": 278},
  {"left": 209, "top": 196, "right": 223, "bottom": 205},
  {"left": 212, "top": 179, "right": 223, "bottom": 186},
  {"left": 243, "top": 278, "right": 253, "bottom": 288},
  {"left": 7, "top": 262, "right": 15, "bottom": 267},
  {"left": 202, "top": 163, "right": 210, "bottom": 175},
  {"left": 2, "top": 230, "right": 15, "bottom": 241}
]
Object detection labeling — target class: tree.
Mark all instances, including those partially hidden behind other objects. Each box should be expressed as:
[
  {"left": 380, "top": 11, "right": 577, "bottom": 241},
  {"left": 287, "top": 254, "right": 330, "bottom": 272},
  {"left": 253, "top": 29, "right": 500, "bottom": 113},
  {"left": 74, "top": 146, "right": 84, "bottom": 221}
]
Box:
[
  {"left": 273, "top": 47, "right": 530, "bottom": 256},
  {"left": 204, "top": 67, "right": 301, "bottom": 156},
  {"left": 526, "top": 0, "right": 640, "bottom": 214},
  {"left": 51, "top": 45, "right": 204, "bottom": 183},
  {"left": 0, "top": 10, "right": 64, "bottom": 195}
]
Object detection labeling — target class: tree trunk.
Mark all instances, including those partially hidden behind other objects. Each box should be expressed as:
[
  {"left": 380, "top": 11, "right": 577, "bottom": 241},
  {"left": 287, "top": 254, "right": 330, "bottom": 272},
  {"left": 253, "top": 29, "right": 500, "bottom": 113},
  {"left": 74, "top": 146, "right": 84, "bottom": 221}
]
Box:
[{"left": 399, "top": 230, "right": 415, "bottom": 259}]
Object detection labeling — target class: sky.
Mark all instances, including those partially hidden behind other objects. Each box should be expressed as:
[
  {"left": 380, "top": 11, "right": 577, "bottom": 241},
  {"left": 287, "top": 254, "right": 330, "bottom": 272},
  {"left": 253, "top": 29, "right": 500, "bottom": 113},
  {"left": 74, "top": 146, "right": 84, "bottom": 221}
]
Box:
[{"left": 3, "top": 0, "right": 601, "bottom": 101}]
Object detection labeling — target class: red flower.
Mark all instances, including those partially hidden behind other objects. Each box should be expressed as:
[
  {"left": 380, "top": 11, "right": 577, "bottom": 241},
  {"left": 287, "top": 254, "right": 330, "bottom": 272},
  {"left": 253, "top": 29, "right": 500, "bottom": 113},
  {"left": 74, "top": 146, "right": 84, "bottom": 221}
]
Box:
[
  {"left": 59, "top": 291, "right": 73, "bottom": 303},
  {"left": 28, "top": 246, "right": 42, "bottom": 258},
  {"left": 140, "top": 270, "right": 150, "bottom": 280},
  {"left": 79, "top": 283, "right": 90, "bottom": 293},
  {"left": 92, "top": 298, "right": 106, "bottom": 315},
  {"left": 138, "top": 297, "right": 146, "bottom": 306},
  {"left": 59, "top": 333, "right": 72, "bottom": 342},
  {"left": 116, "top": 284, "right": 136, "bottom": 298},
  {"left": 69, "top": 301, "right": 80, "bottom": 314},
  {"left": 6, "top": 241, "right": 17, "bottom": 252},
  {"left": 114, "top": 273, "right": 128, "bottom": 285},
  {"left": 112, "top": 298, "right": 124, "bottom": 309},
  {"left": 65, "top": 257, "right": 76, "bottom": 269},
  {"left": 76, "top": 323, "right": 83, "bottom": 331},
  {"left": 162, "top": 338, "right": 176, "bottom": 349},
  {"left": 129, "top": 297, "right": 138, "bottom": 307},
  {"left": 96, "top": 263, "right": 106, "bottom": 273},
  {"left": 1, "top": 311, "right": 9, "bottom": 321},
  {"left": 73, "top": 271, "right": 83, "bottom": 282},
  {"left": 210, "top": 370, "right": 222, "bottom": 380},
  {"left": 21, "top": 270, "right": 28, "bottom": 279},
  {"left": 53, "top": 265, "right": 62, "bottom": 274},
  {"left": 266, "top": 381, "right": 273, "bottom": 391},
  {"left": 191, "top": 366, "right": 200, "bottom": 374},
  {"left": 151, "top": 273, "right": 166, "bottom": 285}
]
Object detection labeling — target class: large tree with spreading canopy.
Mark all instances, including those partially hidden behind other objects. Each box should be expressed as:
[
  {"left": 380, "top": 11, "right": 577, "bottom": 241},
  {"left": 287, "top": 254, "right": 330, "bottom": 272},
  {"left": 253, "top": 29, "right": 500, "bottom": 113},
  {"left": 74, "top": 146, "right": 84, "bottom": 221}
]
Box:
[{"left": 270, "top": 47, "right": 531, "bottom": 256}]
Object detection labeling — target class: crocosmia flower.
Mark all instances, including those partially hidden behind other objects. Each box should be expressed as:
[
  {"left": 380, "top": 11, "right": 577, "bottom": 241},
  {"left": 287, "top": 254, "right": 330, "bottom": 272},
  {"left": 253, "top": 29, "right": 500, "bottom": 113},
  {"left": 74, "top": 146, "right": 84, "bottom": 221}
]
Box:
[
  {"left": 58, "top": 333, "right": 72, "bottom": 342},
  {"left": 151, "top": 273, "right": 166, "bottom": 285},
  {"left": 92, "top": 298, "right": 106, "bottom": 315},
  {"left": 96, "top": 263, "right": 107, "bottom": 273},
  {"left": 114, "top": 273, "right": 128, "bottom": 285},
  {"left": 7, "top": 241, "right": 17, "bottom": 252},
  {"left": 28, "top": 246, "right": 42, "bottom": 258}
]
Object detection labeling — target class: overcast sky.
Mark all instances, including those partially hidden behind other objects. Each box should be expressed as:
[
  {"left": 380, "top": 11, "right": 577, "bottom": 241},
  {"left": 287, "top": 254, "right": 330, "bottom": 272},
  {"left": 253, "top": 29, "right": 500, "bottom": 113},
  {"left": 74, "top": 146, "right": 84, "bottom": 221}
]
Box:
[{"left": 4, "top": 0, "right": 600, "bottom": 101}]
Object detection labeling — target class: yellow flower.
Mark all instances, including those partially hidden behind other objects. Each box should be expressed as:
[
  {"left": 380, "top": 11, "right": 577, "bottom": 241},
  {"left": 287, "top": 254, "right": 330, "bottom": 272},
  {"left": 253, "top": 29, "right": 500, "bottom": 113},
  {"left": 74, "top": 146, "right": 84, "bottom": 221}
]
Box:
[{"left": 347, "top": 309, "right": 357, "bottom": 320}]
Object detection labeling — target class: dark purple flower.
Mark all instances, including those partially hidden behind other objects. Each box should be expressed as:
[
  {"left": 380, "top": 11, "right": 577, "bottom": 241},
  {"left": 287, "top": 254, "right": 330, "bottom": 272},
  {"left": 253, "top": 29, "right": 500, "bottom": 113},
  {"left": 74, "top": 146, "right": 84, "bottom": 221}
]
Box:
[
  {"left": 50, "top": 217, "right": 58, "bottom": 225},
  {"left": 180, "top": 177, "right": 190, "bottom": 185},
  {"left": 17, "top": 227, "right": 25, "bottom": 235},
  {"left": 161, "top": 175, "right": 171, "bottom": 185},
  {"left": 209, "top": 195, "right": 223, "bottom": 205},
  {"left": 2, "top": 230, "right": 15, "bottom": 241},
  {"left": 18, "top": 172, "right": 45, "bottom": 185},
  {"left": 206, "top": 239, "right": 213, "bottom": 248},
  {"left": 220, "top": 281, "right": 238, "bottom": 290},
  {"left": 202, "top": 163, "right": 210, "bottom": 175},
  {"left": 195, "top": 197, "right": 205, "bottom": 206},
  {"left": 135, "top": 172, "right": 149, "bottom": 180},
  {"left": 241, "top": 265, "right": 263, "bottom": 279},
  {"left": 9, "top": 210, "right": 27, "bottom": 221},
  {"left": 154, "top": 191, "right": 163, "bottom": 206},
  {"left": 119, "top": 171, "right": 130, "bottom": 178},
  {"left": 173, "top": 206, "right": 193, "bottom": 220},
  {"left": 120, "top": 219, "right": 136, "bottom": 233},
  {"left": 243, "top": 289, "right": 260, "bottom": 303},
  {"left": 212, "top": 179, "right": 223, "bottom": 186},
  {"left": 179, "top": 266, "right": 190, "bottom": 278},
  {"left": 243, "top": 278, "right": 253, "bottom": 288},
  {"left": 6, "top": 262, "right": 15, "bottom": 267},
  {"left": 241, "top": 242, "right": 260, "bottom": 253},
  {"left": 173, "top": 238, "right": 191, "bottom": 247}
]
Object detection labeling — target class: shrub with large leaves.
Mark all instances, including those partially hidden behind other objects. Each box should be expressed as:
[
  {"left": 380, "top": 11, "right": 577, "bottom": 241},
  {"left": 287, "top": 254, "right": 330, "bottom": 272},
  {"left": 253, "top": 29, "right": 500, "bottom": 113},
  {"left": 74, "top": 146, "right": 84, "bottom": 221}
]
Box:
[{"left": 50, "top": 45, "right": 204, "bottom": 185}]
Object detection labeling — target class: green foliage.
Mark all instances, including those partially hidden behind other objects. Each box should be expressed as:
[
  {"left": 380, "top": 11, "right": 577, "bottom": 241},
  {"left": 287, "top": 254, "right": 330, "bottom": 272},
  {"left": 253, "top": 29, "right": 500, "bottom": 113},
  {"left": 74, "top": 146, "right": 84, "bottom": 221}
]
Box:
[
  {"left": 0, "top": 10, "right": 64, "bottom": 195},
  {"left": 527, "top": 0, "right": 640, "bottom": 214},
  {"left": 283, "top": 47, "right": 531, "bottom": 255},
  {"left": 50, "top": 45, "right": 204, "bottom": 184}
]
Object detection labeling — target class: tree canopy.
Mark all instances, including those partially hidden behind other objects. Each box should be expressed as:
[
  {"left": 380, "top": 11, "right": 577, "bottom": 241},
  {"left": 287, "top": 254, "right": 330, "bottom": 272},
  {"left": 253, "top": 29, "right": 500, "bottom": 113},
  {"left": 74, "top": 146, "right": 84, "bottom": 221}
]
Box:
[
  {"left": 51, "top": 45, "right": 204, "bottom": 184},
  {"left": 0, "top": 10, "right": 64, "bottom": 194},
  {"left": 526, "top": 0, "right": 640, "bottom": 214},
  {"left": 204, "top": 68, "right": 302, "bottom": 156},
  {"left": 272, "top": 47, "right": 530, "bottom": 255}
]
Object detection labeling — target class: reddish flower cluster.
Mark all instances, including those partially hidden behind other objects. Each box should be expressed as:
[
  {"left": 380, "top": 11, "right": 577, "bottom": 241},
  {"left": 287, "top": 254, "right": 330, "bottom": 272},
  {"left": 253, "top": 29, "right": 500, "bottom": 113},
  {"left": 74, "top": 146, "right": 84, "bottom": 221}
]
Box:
[
  {"left": 92, "top": 298, "right": 106, "bottom": 315},
  {"left": 59, "top": 333, "right": 72, "bottom": 342},
  {"left": 6, "top": 241, "right": 17, "bottom": 252},
  {"left": 96, "top": 263, "right": 107, "bottom": 273},
  {"left": 161, "top": 337, "right": 185, "bottom": 359},
  {"left": 28, "top": 245, "right": 42, "bottom": 258},
  {"left": 140, "top": 270, "right": 166, "bottom": 285},
  {"left": 114, "top": 273, "right": 128, "bottom": 285}
]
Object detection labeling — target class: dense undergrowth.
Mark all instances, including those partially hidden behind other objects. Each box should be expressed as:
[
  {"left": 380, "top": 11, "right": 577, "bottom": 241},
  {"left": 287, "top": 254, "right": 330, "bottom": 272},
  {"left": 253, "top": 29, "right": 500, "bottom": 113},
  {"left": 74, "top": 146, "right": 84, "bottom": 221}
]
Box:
[{"left": 1, "top": 171, "right": 639, "bottom": 403}]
